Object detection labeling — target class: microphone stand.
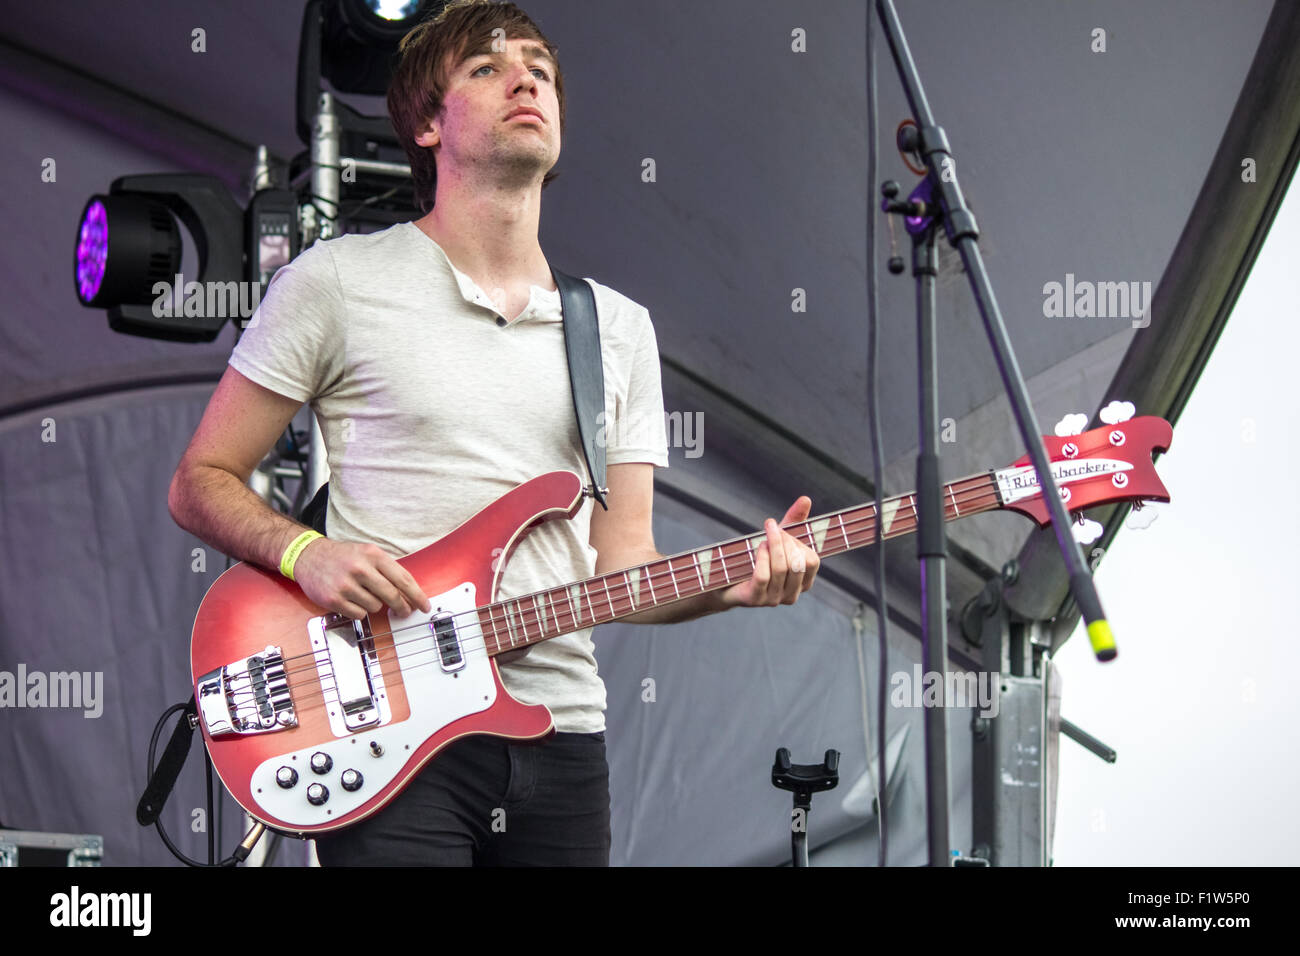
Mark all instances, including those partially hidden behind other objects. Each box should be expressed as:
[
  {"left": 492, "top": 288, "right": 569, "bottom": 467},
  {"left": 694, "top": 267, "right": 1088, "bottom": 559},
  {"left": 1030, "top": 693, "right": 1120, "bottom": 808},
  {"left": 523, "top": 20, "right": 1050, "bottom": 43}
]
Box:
[{"left": 873, "top": 0, "right": 1118, "bottom": 867}]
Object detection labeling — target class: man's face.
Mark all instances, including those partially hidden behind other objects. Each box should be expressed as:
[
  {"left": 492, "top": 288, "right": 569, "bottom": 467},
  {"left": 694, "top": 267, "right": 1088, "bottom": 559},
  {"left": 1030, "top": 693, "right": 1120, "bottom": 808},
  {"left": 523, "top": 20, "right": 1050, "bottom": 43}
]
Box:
[{"left": 419, "top": 36, "right": 561, "bottom": 187}]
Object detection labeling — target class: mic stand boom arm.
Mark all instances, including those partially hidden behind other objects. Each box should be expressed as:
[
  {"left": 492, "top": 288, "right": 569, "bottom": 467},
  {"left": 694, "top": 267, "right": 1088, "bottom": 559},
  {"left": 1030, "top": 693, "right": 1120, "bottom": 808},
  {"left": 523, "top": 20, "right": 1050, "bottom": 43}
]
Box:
[{"left": 873, "top": 0, "right": 1119, "bottom": 867}]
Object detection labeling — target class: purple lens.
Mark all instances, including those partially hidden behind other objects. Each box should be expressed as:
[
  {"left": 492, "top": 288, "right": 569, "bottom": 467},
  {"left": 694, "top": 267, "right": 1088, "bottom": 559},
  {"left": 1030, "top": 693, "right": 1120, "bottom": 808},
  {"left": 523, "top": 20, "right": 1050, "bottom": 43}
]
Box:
[{"left": 76, "top": 200, "right": 108, "bottom": 302}]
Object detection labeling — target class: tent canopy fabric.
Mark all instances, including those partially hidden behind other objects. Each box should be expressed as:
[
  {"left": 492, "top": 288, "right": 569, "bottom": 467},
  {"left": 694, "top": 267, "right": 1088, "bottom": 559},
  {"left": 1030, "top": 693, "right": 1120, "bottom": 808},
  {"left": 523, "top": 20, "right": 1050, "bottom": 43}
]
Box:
[{"left": 1, "top": 0, "right": 1295, "bottom": 864}]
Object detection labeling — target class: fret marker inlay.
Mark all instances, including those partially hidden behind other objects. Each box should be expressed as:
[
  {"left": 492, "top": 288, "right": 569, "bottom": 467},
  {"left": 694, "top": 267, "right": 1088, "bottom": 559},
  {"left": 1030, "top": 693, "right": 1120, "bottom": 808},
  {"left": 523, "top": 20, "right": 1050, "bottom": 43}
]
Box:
[
  {"left": 880, "top": 499, "right": 902, "bottom": 535},
  {"left": 809, "top": 517, "right": 830, "bottom": 552},
  {"left": 568, "top": 584, "right": 583, "bottom": 624}
]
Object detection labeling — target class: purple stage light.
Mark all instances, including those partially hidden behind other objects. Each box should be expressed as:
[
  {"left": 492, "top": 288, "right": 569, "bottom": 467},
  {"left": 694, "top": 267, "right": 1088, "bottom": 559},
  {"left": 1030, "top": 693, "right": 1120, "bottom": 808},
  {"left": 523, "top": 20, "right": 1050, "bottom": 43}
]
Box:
[
  {"left": 73, "top": 177, "right": 240, "bottom": 342},
  {"left": 76, "top": 199, "right": 109, "bottom": 304}
]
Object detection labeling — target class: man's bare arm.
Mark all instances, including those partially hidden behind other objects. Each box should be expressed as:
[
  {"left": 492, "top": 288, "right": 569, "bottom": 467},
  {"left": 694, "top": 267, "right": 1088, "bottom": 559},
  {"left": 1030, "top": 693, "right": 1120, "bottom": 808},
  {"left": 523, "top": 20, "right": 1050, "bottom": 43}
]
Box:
[
  {"left": 168, "top": 367, "right": 312, "bottom": 571},
  {"left": 168, "top": 366, "right": 429, "bottom": 619},
  {"left": 588, "top": 463, "right": 820, "bottom": 625}
]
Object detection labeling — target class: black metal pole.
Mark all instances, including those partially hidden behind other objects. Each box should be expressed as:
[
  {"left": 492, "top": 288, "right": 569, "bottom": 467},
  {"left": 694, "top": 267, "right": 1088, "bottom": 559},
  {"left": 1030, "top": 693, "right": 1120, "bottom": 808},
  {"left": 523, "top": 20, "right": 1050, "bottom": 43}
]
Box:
[
  {"left": 873, "top": 0, "right": 1117, "bottom": 667},
  {"left": 792, "top": 794, "right": 811, "bottom": 867},
  {"left": 912, "top": 225, "right": 951, "bottom": 867}
]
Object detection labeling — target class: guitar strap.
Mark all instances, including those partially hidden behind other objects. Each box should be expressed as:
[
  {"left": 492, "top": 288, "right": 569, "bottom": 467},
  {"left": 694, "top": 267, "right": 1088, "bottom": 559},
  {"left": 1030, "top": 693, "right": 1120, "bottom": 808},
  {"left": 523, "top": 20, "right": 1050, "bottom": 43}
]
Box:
[
  {"left": 552, "top": 266, "right": 609, "bottom": 511},
  {"left": 299, "top": 264, "right": 607, "bottom": 534}
]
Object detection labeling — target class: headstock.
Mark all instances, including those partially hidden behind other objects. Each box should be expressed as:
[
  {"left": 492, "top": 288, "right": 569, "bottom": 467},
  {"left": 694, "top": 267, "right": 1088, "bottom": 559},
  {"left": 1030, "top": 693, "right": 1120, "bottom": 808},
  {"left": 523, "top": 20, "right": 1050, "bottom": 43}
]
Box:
[{"left": 995, "top": 412, "right": 1173, "bottom": 527}]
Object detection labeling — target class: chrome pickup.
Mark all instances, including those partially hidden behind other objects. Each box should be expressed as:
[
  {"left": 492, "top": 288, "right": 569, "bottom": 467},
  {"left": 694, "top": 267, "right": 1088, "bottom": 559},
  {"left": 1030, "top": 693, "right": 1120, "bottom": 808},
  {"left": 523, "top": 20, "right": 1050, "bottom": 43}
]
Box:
[
  {"left": 196, "top": 645, "right": 296, "bottom": 737},
  {"left": 308, "top": 612, "right": 391, "bottom": 736},
  {"left": 432, "top": 613, "right": 465, "bottom": 673}
]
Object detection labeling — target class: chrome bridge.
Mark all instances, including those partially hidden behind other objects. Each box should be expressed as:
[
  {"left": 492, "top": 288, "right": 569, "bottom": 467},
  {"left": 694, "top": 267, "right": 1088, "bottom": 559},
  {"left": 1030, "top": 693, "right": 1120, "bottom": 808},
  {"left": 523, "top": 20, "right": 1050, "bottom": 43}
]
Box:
[{"left": 196, "top": 645, "right": 296, "bottom": 737}]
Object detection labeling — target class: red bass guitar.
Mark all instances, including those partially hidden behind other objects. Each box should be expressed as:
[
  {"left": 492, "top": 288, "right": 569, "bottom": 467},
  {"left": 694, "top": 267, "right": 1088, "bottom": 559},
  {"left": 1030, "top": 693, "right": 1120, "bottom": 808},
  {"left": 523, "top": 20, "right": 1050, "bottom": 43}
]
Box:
[{"left": 190, "top": 415, "right": 1172, "bottom": 834}]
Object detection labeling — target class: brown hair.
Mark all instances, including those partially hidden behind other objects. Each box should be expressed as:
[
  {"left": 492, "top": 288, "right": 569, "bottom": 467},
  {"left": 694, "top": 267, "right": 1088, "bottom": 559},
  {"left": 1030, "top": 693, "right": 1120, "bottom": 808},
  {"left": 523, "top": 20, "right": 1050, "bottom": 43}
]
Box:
[{"left": 387, "top": 0, "right": 566, "bottom": 214}]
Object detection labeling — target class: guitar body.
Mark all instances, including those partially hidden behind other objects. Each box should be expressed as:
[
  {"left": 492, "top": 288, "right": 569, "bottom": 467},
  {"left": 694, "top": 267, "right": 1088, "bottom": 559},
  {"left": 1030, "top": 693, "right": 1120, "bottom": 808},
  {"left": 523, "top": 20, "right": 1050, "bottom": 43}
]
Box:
[{"left": 190, "top": 470, "right": 585, "bottom": 835}]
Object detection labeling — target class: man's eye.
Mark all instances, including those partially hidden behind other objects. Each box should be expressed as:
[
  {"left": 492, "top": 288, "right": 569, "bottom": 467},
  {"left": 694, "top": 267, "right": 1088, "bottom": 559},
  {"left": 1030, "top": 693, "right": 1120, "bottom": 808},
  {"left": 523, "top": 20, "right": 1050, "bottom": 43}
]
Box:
[{"left": 470, "top": 64, "right": 548, "bottom": 80}]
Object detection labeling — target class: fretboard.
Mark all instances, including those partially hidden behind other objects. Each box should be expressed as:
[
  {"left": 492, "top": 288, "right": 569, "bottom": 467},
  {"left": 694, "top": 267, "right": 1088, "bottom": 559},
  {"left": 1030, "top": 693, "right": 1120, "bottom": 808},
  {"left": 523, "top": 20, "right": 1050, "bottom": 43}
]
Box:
[{"left": 477, "top": 472, "right": 1002, "bottom": 655}]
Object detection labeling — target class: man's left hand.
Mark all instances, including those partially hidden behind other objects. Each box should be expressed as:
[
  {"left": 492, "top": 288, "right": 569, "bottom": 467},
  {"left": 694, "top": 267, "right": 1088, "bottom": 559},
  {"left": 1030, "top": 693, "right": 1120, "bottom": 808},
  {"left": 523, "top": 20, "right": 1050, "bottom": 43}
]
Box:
[{"left": 721, "top": 496, "right": 821, "bottom": 608}]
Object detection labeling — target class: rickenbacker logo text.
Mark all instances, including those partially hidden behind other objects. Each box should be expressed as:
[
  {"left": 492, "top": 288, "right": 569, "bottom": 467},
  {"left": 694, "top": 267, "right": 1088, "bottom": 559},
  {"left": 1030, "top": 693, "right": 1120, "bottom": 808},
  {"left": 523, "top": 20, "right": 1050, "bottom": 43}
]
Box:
[
  {"left": 1008, "top": 459, "right": 1111, "bottom": 489},
  {"left": 995, "top": 458, "right": 1128, "bottom": 504}
]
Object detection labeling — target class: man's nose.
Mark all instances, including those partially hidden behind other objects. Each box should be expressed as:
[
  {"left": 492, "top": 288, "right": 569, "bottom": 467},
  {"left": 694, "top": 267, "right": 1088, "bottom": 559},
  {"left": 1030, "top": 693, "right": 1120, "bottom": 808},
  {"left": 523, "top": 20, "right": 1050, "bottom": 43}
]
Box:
[{"left": 507, "top": 62, "right": 539, "bottom": 95}]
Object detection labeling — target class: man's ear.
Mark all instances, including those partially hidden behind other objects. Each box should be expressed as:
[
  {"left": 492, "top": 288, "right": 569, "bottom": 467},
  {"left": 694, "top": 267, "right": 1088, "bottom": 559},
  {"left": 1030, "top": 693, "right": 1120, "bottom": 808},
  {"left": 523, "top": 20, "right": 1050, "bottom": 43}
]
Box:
[
  {"left": 414, "top": 107, "right": 443, "bottom": 148},
  {"left": 414, "top": 121, "right": 439, "bottom": 149}
]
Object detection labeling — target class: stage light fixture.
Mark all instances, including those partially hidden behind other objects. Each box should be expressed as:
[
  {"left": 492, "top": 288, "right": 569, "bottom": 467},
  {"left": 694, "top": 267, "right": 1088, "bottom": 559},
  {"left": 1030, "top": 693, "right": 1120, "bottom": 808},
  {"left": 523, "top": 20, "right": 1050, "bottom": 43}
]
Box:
[
  {"left": 295, "top": 0, "right": 426, "bottom": 191},
  {"left": 75, "top": 1, "right": 429, "bottom": 345},
  {"left": 75, "top": 198, "right": 109, "bottom": 303},
  {"left": 368, "top": 1, "right": 426, "bottom": 26},
  {"left": 321, "top": 0, "right": 440, "bottom": 96},
  {"left": 73, "top": 174, "right": 245, "bottom": 343},
  {"left": 75, "top": 195, "right": 181, "bottom": 309}
]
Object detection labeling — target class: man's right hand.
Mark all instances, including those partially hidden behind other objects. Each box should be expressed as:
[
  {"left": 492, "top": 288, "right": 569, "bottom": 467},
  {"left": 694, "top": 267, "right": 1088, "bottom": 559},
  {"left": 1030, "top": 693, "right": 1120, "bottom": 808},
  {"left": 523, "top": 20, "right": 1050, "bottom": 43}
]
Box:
[{"left": 292, "top": 538, "right": 432, "bottom": 621}]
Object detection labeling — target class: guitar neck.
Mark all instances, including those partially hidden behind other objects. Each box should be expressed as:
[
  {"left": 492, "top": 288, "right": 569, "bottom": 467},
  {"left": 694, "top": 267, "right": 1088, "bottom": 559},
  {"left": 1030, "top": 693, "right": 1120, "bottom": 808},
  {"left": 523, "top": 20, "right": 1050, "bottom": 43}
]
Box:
[{"left": 478, "top": 471, "right": 1002, "bottom": 656}]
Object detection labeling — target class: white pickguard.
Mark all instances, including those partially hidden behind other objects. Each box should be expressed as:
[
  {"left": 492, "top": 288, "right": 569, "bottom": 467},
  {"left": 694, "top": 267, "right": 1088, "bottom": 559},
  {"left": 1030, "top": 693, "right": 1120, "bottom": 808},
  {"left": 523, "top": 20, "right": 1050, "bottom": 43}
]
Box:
[{"left": 249, "top": 582, "right": 496, "bottom": 828}]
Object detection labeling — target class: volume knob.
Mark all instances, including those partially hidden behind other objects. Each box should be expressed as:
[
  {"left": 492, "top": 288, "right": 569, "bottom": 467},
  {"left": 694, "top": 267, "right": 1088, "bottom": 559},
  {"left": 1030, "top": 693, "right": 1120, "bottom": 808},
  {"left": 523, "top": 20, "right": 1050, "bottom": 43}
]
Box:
[
  {"left": 341, "top": 769, "right": 364, "bottom": 792},
  {"left": 306, "top": 783, "right": 329, "bottom": 806},
  {"left": 310, "top": 752, "right": 333, "bottom": 774},
  {"left": 275, "top": 766, "right": 298, "bottom": 789}
]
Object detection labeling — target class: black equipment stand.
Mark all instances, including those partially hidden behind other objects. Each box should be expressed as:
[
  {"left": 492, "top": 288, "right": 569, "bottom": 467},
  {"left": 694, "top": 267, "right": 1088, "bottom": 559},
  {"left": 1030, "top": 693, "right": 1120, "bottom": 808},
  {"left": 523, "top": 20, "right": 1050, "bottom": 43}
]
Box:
[
  {"left": 771, "top": 748, "right": 840, "bottom": 867},
  {"left": 873, "top": 0, "right": 1117, "bottom": 867}
]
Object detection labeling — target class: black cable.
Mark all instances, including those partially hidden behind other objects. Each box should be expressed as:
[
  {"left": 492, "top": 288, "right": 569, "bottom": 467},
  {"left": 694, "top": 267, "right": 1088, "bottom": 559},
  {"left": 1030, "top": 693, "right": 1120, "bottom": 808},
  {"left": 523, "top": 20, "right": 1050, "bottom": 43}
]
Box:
[
  {"left": 307, "top": 192, "right": 340, "bottom": 210},
  {"left": 339, "top": 186, "right": 403, "bottom": 221},
  {"left": 146, "top": 702, "right": 239, "bottom": 867},
  {"left": 284, "top": 424, "right": 313, "bottom": 519},
  {"left": 262, "top": 831, "right": 285, "bottom": 867},
  {"left": 866, "top": 0, "right": 890, "bottom": 868},
  {"left": 217, "top": 777, "right": 224, "bottom": 863},
  {"left": 306, "top": 198, "right": 341, "bottom": 223},
  {"left": 204, "top": 747, "right": 215, "bottom": 865},
  {"left": 284, "top": 424, "right": 309, "bottom": 483},
  {"left": 306, "top": 190, "right": 409, "bottom": 229}
]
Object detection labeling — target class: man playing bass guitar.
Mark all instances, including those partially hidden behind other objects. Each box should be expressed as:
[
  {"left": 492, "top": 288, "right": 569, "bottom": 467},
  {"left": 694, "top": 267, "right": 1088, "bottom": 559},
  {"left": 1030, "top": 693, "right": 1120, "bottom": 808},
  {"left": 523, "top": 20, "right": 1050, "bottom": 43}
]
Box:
[{"left": 168, "top": 0, "right": 821, "bottom": 866}]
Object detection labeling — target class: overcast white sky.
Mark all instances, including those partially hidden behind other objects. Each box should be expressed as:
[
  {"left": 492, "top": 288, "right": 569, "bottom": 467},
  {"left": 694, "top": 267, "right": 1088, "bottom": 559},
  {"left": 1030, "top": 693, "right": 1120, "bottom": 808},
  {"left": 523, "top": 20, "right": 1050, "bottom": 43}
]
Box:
[{"left": 1052, "top": 169, "right": 1300, "bottom": 866}]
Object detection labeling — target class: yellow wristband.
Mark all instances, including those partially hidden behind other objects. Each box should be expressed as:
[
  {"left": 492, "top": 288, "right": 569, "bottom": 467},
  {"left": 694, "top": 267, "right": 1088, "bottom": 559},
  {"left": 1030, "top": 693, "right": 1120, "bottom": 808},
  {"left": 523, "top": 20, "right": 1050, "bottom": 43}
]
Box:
[{"left": 280, "top": 530, "right": 323, "bottom": 581}]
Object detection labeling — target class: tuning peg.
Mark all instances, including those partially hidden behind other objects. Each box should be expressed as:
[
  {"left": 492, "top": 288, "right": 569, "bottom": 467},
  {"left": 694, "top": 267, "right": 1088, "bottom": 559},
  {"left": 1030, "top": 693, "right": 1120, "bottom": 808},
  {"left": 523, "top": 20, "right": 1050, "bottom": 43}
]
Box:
[
  {"left": 1071, "top": 516, "right": 1104, "bottom": 544},
  {"left": 1099, "top": 400, "right": 1136, "bottom": 424},
  {"left": 1125, "top": 501, "right": 1161, "bottom": 530},
  {"left": 1054, "top": 413, "right": 1088, "bottom": 436}
]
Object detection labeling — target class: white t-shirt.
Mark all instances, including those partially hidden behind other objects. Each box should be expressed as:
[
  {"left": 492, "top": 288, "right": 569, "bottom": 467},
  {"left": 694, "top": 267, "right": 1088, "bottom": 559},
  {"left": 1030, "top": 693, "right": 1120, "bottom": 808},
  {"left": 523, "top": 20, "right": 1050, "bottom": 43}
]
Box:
[{"left": 229, "top": 220, "right": 669, "bottom": 732}]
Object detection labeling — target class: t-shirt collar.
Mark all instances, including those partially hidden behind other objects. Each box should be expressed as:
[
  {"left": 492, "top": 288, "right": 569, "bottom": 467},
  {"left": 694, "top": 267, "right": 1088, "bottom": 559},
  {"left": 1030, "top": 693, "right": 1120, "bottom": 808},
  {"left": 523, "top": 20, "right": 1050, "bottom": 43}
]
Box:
[{"left": 407, "top": 221, "right": 561, "bottom": 321}]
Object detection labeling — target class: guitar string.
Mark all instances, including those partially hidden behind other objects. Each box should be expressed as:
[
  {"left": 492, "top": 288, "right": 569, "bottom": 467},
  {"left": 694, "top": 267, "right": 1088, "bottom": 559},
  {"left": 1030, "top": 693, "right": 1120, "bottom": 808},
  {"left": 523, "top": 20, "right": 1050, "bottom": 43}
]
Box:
[
  {"left": 216, "top": 434, "right": 1146, "bottom": 708},
  {"left": 425, "top": 480, "right": 1005, "bottom": 657},
  {"left": 223, "top": 474, "right": 1118, "bottom": 724},
  {"left": 216, "top": 480, "right": 1011, "bottom": 712},
  {"left": 220, "top": 479, "right": 1007, "bottom": 710},
  {"left": 218, "top": 484, "right": 1013, "bottom": 725},
  {"left": 220, "top": 480, "right": 1006, "bottom": 707}
]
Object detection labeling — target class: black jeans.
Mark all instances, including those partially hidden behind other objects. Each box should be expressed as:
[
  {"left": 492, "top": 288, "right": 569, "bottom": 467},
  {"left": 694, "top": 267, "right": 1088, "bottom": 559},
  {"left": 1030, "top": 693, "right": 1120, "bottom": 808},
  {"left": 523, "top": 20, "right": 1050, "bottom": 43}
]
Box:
[{"left": 313, "top": 731, "right": 610, "bottom": 866}]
